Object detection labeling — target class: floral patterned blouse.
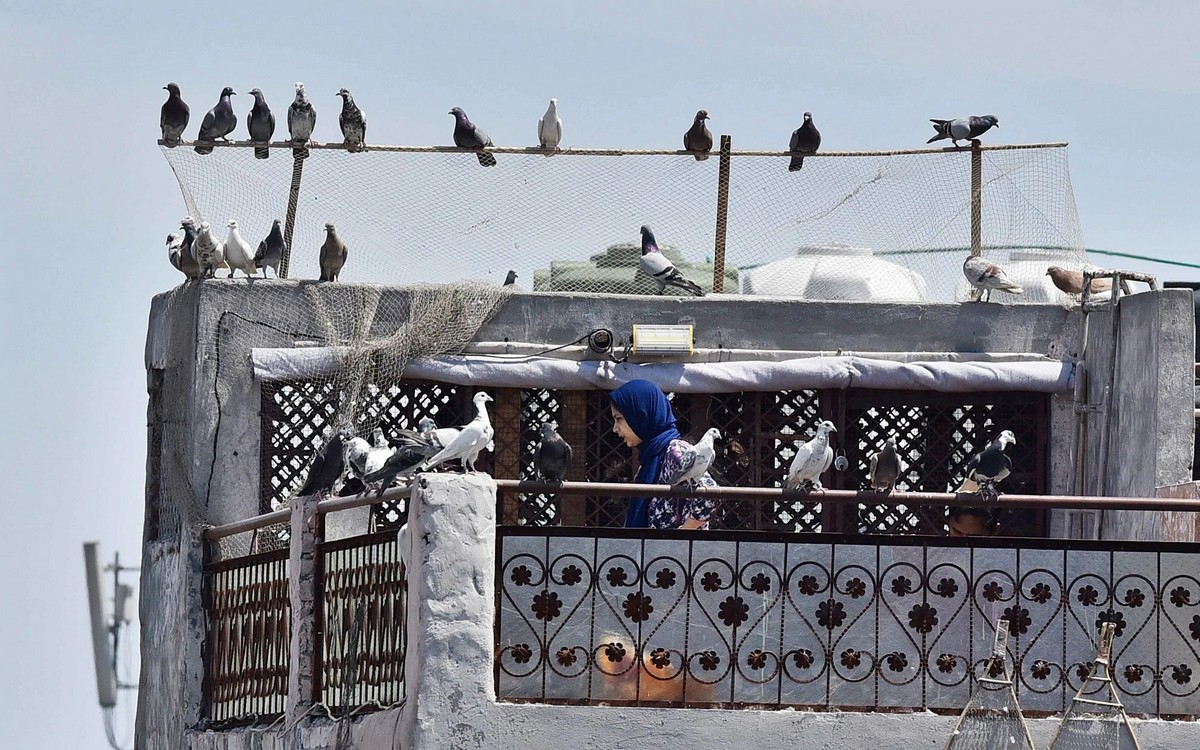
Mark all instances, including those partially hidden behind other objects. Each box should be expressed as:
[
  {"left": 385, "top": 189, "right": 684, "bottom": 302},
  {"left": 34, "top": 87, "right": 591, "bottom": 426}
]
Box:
[{"left": 647, "top": 438, "right": 721, "bottom": 529}]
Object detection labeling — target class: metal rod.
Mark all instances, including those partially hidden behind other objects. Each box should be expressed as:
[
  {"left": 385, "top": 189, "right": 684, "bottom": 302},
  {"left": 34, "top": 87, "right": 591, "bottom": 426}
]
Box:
[
  {"left": 159, "top": 139, "right": 1069, "bottom": 158},
  {"left": 713, "top": 134, "right": 732, "bottom": 293},
  {"left": 280, "top": 153, "right": 304, "bottom": 278},
  {"left": 205, "top": 485, "right": 413, "bottom": 539},
  {"left": 970, "top": 140, "right": 983, "bottom": 257}
]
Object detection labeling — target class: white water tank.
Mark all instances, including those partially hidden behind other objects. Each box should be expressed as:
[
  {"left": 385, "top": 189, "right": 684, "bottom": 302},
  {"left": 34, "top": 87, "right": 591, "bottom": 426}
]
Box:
[{"left": 741, "top": 244, "right": 928, "bottom": 301}]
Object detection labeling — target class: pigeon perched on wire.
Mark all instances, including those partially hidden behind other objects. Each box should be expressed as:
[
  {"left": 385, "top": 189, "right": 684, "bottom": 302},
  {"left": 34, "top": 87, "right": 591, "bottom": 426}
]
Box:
[
  {"left": 255, "top": 219, "right": 286, "bottom": 278},
  {"left": 178, "top": 217, "right": 201, "bottom": 279},
  {"left": 638, "top": 225, "right": 704, "bottom": 296},
  {"left": 927, "top": 115, "right": 999, "bottom": 147},
  {"left": 788, "top": 112, "right": 821, "bottom": 171},
  {"left": 683, "top": 110, "right": 713, "bottom": 160},
  {"left": 288, "top": 82, "right": 317, "bottom": 160},
  {"left": 194, "top": 87, "right": 237, "bottom": 155},
  {"left": 319, "top": 222, "right": 347, "bottom": 282},
  {"left": 160, "top": 82, "right": 190, "bottom": 147},
  {"left": 665, "top": 428, "right": 720, "bottom": 489},
  {"left": 246, "top": 88, "right": 275, "bottom": 159},
  {"left": 1046, "top": 266, "right": 1114, "bottom": 296},
  {"left": 785, "top": 420, "right": 837, "bottom": 491},
  {"left": 296, "top": 429, "right": 351, "bottom": 498},
  {"left": 193, "top": 221, "right": 225, "bottom": 279},
  {"left": 537, "top": 97, "right": 562, "bottom": 154},
  {"left": 503, "top": 270, "right": 518, "bottom": 287},
  {"left": 336, "top": 88, "right": 367, "bottom": 152},
  {"left": 955, "top": 430, "right": 1016, "bottom": 499},
  {"left": 534, "top": 423, "right": 573, "bottom": 483},
  {"left": 222, "top": 220, "right": 256, "bottom": 278},
  {"left": 963, "top": 254, "right": 1023, "bottom": 302},
  {"left": 450, "top": 107, "right": 497, "bottom": 166},
  {"left": 867, "top": 436, "right": 904, "bottom": 492},
  {"left": 419, "top": 392, "right": 495, "bottom": 473}
]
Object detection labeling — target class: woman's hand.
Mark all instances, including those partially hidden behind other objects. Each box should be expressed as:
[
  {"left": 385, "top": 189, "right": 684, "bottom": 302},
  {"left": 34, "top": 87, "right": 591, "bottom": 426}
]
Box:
[{"left": 679, "top": 517, "right": 706, "bottom": 530}]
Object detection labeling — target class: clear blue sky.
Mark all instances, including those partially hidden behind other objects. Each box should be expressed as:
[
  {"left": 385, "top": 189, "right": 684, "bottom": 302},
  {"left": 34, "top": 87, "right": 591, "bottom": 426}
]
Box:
[{"left": 2, "top": 2, "right": 1198, "bottom": 747}]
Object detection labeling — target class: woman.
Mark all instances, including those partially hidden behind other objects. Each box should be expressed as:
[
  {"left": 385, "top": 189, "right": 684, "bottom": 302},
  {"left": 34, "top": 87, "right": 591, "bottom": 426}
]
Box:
[{"left": 609, "top": 379, "right": 719, "bottom": 529}]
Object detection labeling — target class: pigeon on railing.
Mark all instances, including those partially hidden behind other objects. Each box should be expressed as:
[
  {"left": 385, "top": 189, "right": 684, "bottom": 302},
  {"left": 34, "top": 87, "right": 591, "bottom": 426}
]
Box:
[
  {"left": 867, "top": 436, "right": 904, "bottom": 492},
  {"left": 534, "top": 423, "right": 573, "bottom": 483},
  {"left": 786, "top": 421, "right": 836, "bottom": 491},
  {"left": 1047, "top": 266, "right": 1113, "bottom": 296},
  {"left": 296, "top": 430, "right": 351, "bottom": 499},
  {"left": 666, "top": 428, "right": 720, "bottom": 490},
  {"left": 927, "top": 115, "right": 998, "bottom": 146},
  {"left": 450, "top": 107, "right": 497, "bottom": 167},
  {"left": 195, "top": 87, "right": 237, "bottom": 155},
  {"left": 247, "top": 88, "right": 275, "bottom": 159},
  {"left": 288, "top": 82, "right": 317, "bottom": 160},
  {"left": 956, "top": 430, "right": 1016, "bottom": 499},
  {"left": 683, "top": 109, "right": 713, "bottom": 160},
  {"left": 336, "top": 88, "right": 367, "bottom": 153}
]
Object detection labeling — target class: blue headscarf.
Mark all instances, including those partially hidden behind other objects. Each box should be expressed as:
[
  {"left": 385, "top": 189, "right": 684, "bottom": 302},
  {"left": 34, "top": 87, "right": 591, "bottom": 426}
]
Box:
[{"left": 610, "top": 379, "right": 681, "bottom": 527}]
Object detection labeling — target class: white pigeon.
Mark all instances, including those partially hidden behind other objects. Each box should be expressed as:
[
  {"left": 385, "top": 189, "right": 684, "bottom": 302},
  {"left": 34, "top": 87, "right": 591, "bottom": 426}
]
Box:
[
  {"left": 785, "top": 420, "right": 837, "bottom": 490},
  {"left": 193, "top": 221, "right": 226, "bottom": 279},
  {"left": 344, "top": 436, "right": 394, "bottom": 479},
  {"left": 963, "top": 255, "right": 1023, "bottom": 303},
  {"left": 165, "top": 232, "right": 183, "bottom": 272},
  {"left": 419, "top": 392, "right": 495, "bottom": 473},
  {"left": 372, "top": 426, "right": 389, "bottom": 449},
  {"left": 223, "top": 220, "right": 257, "bottom": 278},
  {"left": 666, "top": 428, "right": 721, "bottom": 489},
  {"left": 537, "top": 97, "right": 562, "bottom": 154}
]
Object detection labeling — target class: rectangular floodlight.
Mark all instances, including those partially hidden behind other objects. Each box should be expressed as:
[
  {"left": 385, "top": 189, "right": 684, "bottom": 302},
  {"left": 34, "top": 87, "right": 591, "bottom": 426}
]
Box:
[{"left": 632, "top": 325, "right": 694, "bottom": 355}]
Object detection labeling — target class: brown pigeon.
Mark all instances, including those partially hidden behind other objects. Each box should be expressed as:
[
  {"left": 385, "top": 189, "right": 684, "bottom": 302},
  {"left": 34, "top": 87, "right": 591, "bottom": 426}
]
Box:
[
  {"left": 319, "top": 223, "right": 347, "bottom": 282},
  {"left": 683, "top": 110, "right": 713, "bottom": 161},
  {"left": 1046, "top": 266, "right": 1113, "bottom": 296}
]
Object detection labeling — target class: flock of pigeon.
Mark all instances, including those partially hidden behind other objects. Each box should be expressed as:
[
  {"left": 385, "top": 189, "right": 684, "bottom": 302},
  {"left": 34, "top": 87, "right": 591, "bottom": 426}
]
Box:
[
  {"left": 292, "top": 388, "right": 1017, "bottom": 508},
  {"left": 164, "top": 215, "right": 347, "bottom": 280}
]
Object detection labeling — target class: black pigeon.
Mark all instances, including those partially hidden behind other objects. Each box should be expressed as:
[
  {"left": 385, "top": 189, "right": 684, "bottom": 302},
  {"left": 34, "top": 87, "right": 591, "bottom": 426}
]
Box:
[
  {"left": 450, "top": 107, "right": 497, "bottom": 167},
  {"left": 288, "top": 82, "right": 317, "bottom": 160},
  {"left": 534, "top": 423, "right": 573, "bottom": 482},
  {"left": 503, "top": 270, "right": 517, "bottom": 286},
  {"left": 955, "top": 430, "right": 1016, "bottom": 497},
  {"left": 927, "top": 115, "right": 999, "bottom": 146},
  {"left": 363, "top": 445, "right": 427, "bottom": 497},
  {"left": 296, "top": 430, "right": 350, "bottom": 498},
  {"left": 247, "top": 88, "right": 276, "bottom": 159},
  {"left": 788, "top": 112, "right": 821, "bottom": 171},
  {"left": 160, "top": 82, "right": 190, "bottom": 147},
  {"left": 178, "top": 217, "right": 201, "bottom": 279},
  {"left": 683, "top": 109, "right": 713, "bottom": 161},
  {"left": 638, "top": 225, "right": 704, "bottom": 296},
  {"left": 254, "top": 218, "right": 287, "bottom": 278},
  {"left": 336, "top": 88, "right": 367, "bottom": 153},
  {"left": 194, "top": 87, "right": 237, "bottom": 155}
]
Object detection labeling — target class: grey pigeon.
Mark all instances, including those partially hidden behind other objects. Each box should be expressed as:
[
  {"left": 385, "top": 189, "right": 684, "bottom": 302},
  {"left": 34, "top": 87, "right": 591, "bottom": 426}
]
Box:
[
  {"left": 927, "top": 115, "right": 999, "bottom": 146},
  {"left": 363, "top": 444, "right": 427, "bottom": 496},
  {"left": 955, "top": 430, "right": 1016, "bottom": 497},
  {"left": 867, "top": 436, "right": 904, "bottom": 492},
  {"left": 194, "top": 87, "right": 237, "bottom": 155},
  {"left": 296, "top": 430, "right": 351, "bottom": 498},
  {"left": 287, "top": 82, "right": 317, "bottom": 160},
  {"left": 664, "top": 428, "right": 720, "bottom": 489},
  {"left": 343, "top": 436, "right": 394, "bottom": 480},
  {"left": 963, "top": 254, "right": 1023, "bottom": 302},
  {"left": 683, "top": 110, "right": 713, "bottom": 161},
  {"left": 160, "top": 82, "right": 190, "bottom": 147},
  {"left": 503, "top": 270, "right": 517, "bottom": 286},
  {"left": 193, "top": 221, "right": 225, "bottom": 278},
  {"left": 788, "top": 112, "right": 821, "bottom": 171},
  {"left": 178, "top": 217, "right": 201, "bottom": 279},
  {"left": 450, "top": 107, "right": 497, "bottom": 167},
  {"left": 336, "top": 88, "right": 367, "bottom": 153},
  {"left": 537, "top": 97, "right": 562, "bottom": 154},
  {"left": 638, "top": 225, "right": 704, "bottom": 296},
  {"left": 785, "top": 420, "right": 836, "bottom": 490},
  {"left": 534, "top": 423, "right": 573, "bottom": 482},
  {"left": 247, "top": 88, "right": 276, "bottom": 159},
  {"left": 319, "top": 222, "right": 347, "bottom": 282},
  {"left": 419, "top": 392, "right": 495, "bottom": 473},
  {"left": 254, "top": 219, "right": 286, "bottom": 278},
  {"left": 165, "top": 232, "right": 183, "bottom": 272}
]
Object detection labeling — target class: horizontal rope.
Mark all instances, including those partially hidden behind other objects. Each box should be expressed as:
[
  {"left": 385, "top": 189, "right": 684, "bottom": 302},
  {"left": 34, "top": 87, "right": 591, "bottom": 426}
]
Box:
[{"left": 160, "top": 139, "right": 1069, "bottom": 159}]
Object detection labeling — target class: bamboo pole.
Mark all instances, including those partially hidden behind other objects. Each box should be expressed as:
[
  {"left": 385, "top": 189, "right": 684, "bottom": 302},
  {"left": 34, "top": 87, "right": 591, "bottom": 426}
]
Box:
[
  {"left": 280, "top": 153, "right": 304, "bottom": 278},
  {"left": 970, "top": 140, "right": 983, "bottom": 257},
  {"left": 713, "top": 135, "right": 732, "bottom": 293}
]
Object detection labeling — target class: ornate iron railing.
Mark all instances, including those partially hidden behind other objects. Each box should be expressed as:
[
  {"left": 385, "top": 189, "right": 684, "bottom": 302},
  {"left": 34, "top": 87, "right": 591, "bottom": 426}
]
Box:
[
  {"left": 202, "top": 548, "right": 291, "bottom": 726},
  {"left": 315, "top": 530, "right": 408, "bottom": 715},
  {"left": 495, "top": 526, "right": 1200, "bottom": 718}
]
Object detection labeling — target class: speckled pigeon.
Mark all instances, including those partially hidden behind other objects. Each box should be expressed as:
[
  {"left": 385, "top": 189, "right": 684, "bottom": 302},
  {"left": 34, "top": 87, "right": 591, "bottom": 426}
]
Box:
[
  {"left": 319, "top": 222, "right": 347, "bottom": 281},
  {"left": 450, "top": 107, "right": 497, "bottom": 166},
  {"left": 683, "top": 110, "right": 713, "bottom": 160},
  {"left": 288, "top": 82, "right": 317, "bottom": 160},
  {"left": 534, "top": 423, "right": 573, "bottom": 482},
  {"left": 964, "top": 254, "right": 1023, "bottom": 302},
  {"left": 336, "top": 88, "right": 366, "bottom": 153},
  {"left": 785, "top": 421, "right": 836, "bottom": 490},
  {"left": 254, "top": 218, "right": 286, "bottom": 278},
  {"left": 639, "top": 225, "right": 703, "bottom": 296},
  {"left": 927, "top": 115, "right": 999, "bottom": 146},
  {"left": 195, "top": 87, "right": 237, "bottom": 155},
  {"left": 788, "top": 112, "right": 820, "bottom": 171},
  {"left": 160, "top": 82, "right": 190, "bottom": 147},
  {"left": 955, "top": 430, "right": 1016, "bottom": 496},
  {"left": 665, "top": 428, "right": 720, "bottom": 489},
  {"left": 193, "top": 221, "right": 225, "bottom": 278},
  {"left": 165, "top": 231, "right": 183, "bottom": 272},
  {"left": 247, "top": 88, "right": 275, "bottom": 159}
]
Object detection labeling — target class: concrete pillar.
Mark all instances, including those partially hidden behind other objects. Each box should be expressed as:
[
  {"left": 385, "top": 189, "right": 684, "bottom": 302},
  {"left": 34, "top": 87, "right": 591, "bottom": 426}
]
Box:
[
  {"left": 285, "top": 493, "right": 320, "bottom": 726},
  {"left": 403, "top": 473, "right": 497, "bottom": 750}
]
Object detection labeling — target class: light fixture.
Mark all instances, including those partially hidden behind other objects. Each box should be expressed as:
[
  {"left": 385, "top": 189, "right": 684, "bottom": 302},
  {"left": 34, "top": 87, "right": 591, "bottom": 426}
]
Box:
[{"left": 632, "top": 324, "right": 694, "bottom": 356}]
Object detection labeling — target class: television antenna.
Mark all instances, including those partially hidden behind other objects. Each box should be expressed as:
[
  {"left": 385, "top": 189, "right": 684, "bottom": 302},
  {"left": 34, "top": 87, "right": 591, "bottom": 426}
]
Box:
[{"left": 83, "top": 542, "right": 140, "bottom": 750}]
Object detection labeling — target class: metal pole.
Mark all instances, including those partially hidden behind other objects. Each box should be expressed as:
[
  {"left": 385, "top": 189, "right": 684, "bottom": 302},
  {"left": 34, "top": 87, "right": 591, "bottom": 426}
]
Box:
[
  {"left": 281, "top": 153, "right": 305, "bottom": 279},
  {"left": 970, "top": 140, "right": 983, "bottom": 257},
  {"left": 713, "top": 134, "right": 732, "bottom": 292}
]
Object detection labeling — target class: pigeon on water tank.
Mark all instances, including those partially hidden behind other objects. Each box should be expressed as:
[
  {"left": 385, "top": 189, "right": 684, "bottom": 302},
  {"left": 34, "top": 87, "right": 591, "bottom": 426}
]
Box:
[
  {"left": 683, "top": 110, "right": 713, "bottom": 160},
  {"left": 786, "top": 421, "right": 836, "bottom": 491},
  {"left": 537, "top": 98, "right": 562, "bottom": 154},
  {"left": 450, "top": 107, "right": 497, "bottom": 166},
  {"left": 288, "top": 82, "right": 317, "bottom": 160},
  {"left": 255, "top": 219, "right": 286, "bottom": 278},
  {"left": 638, "top": 226, "right": 704, "bottom": 296},
  {"left": 195, "top": 87, "right": 237, "bottom": 155},
  {"left": 788, "top": 112, "right": 821, "bottom": 171},
  {"left": 247, "top": 88, "right": 275, "bottom": 159},
  {"left": 319, "top": 223, "right": 347, "bottom": 281},
  {"left": 963, "top": 255, "right": 1023, "bottom": 302},
  {"left": 336, "top": 88, "right": 367, "bottom": 152},
  {"left": 534, "top": 423, "right": 573, "bottom": 483},
  {"left": 927, "top": 115, "right": 998, "bottom": 146},
  {"left": 955, "top": 430, "right": 1016, "bottom": 498},
  {"left": 160, "top": 82, "right": 190, "bottom": 147}
]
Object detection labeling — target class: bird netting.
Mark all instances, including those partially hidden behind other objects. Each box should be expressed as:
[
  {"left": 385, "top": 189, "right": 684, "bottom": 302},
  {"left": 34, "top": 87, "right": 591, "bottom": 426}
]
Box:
[
  {"left": 944, "top": 619, "right": 1037, "bottom": 750},
  {"left": 159, "top": 141, "right": 1085, "bottom": 303},
  {"left": 1046, "top": 623, "right": 1143, "bottom": 750}
]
